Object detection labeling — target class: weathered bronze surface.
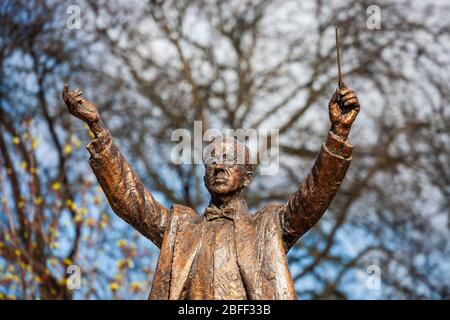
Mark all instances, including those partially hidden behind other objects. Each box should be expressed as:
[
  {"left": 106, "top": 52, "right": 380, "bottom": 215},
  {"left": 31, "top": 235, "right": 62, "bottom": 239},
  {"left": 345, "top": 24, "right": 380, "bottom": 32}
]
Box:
[{"left": 62, "top": 80, "right": 360, "bottom": 300}]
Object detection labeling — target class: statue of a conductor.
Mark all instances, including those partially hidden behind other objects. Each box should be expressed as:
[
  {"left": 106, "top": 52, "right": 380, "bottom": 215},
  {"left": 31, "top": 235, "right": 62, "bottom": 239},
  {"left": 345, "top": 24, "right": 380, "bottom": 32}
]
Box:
[{"left": 62, "top": 80, "right": 359, "bottom": 299}]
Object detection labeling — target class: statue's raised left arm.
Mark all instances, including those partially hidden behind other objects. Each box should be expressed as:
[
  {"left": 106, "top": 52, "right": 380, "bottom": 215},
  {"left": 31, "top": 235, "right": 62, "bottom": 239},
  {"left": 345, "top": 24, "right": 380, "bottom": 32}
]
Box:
[
  {"left": 62, "top": 85, "right": 170, "bottom": 248},
  {"left": 280, "top": 84, "right": 360, "bottom": 251}
]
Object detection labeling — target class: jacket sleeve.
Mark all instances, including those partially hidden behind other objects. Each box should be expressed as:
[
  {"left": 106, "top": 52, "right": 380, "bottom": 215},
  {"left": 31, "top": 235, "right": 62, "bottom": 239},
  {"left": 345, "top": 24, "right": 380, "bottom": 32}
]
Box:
[
  {"left": 280, "top": 131, "right": 353, "bottom": 251},
  {"left": 87, "top": 129, "right": 170, "bottom": 248}
]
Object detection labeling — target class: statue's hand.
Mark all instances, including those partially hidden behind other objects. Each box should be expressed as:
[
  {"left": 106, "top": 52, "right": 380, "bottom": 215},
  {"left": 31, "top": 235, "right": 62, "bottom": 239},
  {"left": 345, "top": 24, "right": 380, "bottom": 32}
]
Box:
[
  {"left": 329, "top": 83, "right": 360, "bottom": 139},
  {"left": 62, "top": 84, "right": 100, "bottom": 124}
]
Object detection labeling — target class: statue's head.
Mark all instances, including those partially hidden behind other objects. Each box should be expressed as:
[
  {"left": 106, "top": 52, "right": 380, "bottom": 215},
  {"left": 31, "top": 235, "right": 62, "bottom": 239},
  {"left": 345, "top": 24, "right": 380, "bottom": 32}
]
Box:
[{"left": 203, "top": 136, "right": 254, "bottom": 197}]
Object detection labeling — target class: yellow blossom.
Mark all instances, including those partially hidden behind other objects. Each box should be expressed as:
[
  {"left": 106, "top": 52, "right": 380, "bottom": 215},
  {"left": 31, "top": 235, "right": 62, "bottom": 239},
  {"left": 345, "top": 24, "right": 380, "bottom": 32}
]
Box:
[
  {"left": 31, "top": 138, "right": 39, "bottom": 150},
  {"left": 74, "top": 213, "right": 83, "bottom": 222},
  {"left": 48, "top": 258, "right": 58, "bottom": 266},
  {"left": 49, "top": 227, "right": 58, "bottom": 236},
  {"left": 109, "top": 282, "right": 119, "bottom": 291},
  {"left": 72, "top": 136, "right": 82, "bottom": 148},
  {"left": 51, "top": 182, "right": 61, "bottom": 191},
  {"left": 4, "top": 274, "right": 14, "bottom": 281},
  {"left": 116, "top": 260, "right": 126, "bottom": 269},
  {"left": 130, "top": 282, "right": 141, "bottom": 293},
  {"left": 86, "top": 218, "right": 96, "bottom": 227},
  {"left": 12, "top": 136, "right": 20, "bottom": 144},
  {"left": 84, "top": 123, "right": 93, "bottom": 136},
  {"left": 34, "top": 197, "right": 43, "bottom": 205},
  {"left": 66, "top": 199, "right": 77, "bottom": 211},
  {"left": 63, "top": 258, "right": 72, "bottom": 266},
  {"left": 18, "top": 200, "right": 25, "bottom": 209},
  {"left": 116, "top": 239, "right": 127, "bottom": 248},
  {"left": 50, "top": 241, "right": 59, "bottom": 249},
  {"left": 94, "top": 196, "right": 103, "bottom": 205},
  {"left": 64, "top": 144, "right": 72, "bottom": 155}
]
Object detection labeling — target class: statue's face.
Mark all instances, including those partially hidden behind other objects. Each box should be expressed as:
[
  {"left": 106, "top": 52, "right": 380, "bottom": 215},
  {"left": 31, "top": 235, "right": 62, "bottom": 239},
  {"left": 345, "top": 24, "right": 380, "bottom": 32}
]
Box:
[{"left": 203, "top": 140, "right": 253, "bottom": 196}]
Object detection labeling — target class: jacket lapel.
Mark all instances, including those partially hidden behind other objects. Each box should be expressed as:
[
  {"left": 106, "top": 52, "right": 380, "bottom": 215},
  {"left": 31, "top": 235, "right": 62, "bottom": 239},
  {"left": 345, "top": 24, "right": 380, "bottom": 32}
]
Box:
[
  {"left": 234, "top": 211, "right": 264, "bottom": 299},
  {"left": 234, "top": 206, "right": 297, "bottom": 300},
  {"left": 148, "top": 205, "right": 182, "bottom": 299},
  {"left": 169, "top": 216, "right": 205, "bottom": 299}
]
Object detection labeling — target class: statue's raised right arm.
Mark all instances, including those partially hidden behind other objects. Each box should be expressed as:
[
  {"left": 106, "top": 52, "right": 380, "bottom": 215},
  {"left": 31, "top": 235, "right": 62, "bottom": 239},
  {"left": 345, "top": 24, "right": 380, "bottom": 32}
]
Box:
[
  {"left": 62, "top": 84, "right": 170, "bottom": 248},
  {"left": 280, "top": 84, "right": 360, "bottom": 251}
]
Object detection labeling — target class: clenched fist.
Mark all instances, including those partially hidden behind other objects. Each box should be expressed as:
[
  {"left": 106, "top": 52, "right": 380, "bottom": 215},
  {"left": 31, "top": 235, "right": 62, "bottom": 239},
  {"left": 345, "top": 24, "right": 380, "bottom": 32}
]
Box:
[{"left": 328, "top": 83, "right": 360, "bottom": 139}]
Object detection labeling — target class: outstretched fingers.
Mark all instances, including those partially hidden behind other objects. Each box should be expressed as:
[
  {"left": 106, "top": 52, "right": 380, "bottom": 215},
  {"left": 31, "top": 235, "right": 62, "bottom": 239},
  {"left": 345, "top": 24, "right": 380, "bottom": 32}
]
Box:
[
  {"left": 74, "top": 88, "right": 84, "bottom": 103},
  {"left": 62, "top": 83, "right": 69, "bottom": 101},
  {"left": 62, "top": 83, "right": 76, "bottom": 113},
  {"left": 74, "top": 88, "right": 82, "bottom": 96}
]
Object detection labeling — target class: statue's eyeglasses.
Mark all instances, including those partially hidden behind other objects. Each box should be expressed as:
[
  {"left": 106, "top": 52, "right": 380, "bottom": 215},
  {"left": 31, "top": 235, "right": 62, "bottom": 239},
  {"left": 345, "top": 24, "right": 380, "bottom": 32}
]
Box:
[{"left": 204, "top": 153, "right": 241, "bottom": 167}]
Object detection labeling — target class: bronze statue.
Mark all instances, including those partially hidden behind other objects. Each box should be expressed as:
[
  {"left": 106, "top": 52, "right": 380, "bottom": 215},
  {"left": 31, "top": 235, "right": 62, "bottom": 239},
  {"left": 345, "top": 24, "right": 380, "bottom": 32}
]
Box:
[{"left": 62, "top": 69, "right": 360, "bottom": 299}]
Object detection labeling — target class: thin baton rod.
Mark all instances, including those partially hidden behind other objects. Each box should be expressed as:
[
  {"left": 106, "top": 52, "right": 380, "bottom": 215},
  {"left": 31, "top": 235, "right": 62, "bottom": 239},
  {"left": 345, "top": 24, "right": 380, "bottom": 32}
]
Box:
[{"left": 335, "top": 26, "right": 343, "bottom": 88}]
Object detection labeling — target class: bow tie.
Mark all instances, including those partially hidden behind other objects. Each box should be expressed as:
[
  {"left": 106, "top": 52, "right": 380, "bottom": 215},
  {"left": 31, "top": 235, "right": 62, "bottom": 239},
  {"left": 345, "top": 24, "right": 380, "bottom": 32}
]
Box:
[{"left": 204, "top": 206, "right": 235, "bottom": 221}]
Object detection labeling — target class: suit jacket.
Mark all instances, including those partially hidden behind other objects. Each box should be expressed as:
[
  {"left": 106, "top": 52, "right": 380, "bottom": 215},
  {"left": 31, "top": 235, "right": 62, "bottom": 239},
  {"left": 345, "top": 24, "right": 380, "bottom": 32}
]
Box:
[{"left": 87, "top": 130, "right": 352, "bottom": 299}]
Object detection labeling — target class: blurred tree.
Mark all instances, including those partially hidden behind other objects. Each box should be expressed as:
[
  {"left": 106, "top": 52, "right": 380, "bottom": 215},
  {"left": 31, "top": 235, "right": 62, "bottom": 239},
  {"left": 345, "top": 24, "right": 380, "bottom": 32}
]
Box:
[
  {"left": 0, "top": 0, "right": 156, "bottom": 299},
  {"left": 0, "top": 0, "right": 449, "bottom": 299}
]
